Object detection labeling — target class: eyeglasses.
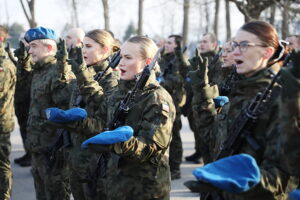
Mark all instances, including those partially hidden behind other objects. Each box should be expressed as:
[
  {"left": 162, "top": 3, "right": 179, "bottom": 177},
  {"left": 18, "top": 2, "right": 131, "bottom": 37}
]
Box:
[{"left": 231, "top": 41, "right": 267, "bottom": 53}]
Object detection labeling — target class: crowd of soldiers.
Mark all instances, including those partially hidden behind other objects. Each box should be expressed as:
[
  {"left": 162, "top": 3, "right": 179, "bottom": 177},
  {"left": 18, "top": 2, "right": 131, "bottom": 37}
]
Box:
[{"left": 0, "top": 19, "right": 299, "bottom": 200}]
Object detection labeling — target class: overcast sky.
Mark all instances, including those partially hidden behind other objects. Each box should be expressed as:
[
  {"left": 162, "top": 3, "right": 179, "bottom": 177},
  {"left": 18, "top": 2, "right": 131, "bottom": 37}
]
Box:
[{"left": 0, "top": 0, "right": 246, "bottom": 43}]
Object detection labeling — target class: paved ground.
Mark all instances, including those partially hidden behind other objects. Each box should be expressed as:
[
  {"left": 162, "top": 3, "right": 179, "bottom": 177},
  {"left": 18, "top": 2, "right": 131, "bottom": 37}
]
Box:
[{"left": 10, "top": 117, "right": 201, "bottom": 200}]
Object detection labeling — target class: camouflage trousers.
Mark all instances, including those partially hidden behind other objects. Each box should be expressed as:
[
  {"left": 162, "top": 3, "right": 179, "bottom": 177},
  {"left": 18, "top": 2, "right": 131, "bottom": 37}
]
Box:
[
  {"left": 31, "top": 149, "right": 70, "bottom": 200},
  {"left": 67, "top": 139, "right": 107, "bottom": 200},
  {"left": 15, "top": 102, "right": 30, "bottom": 153},
  {"left": 0, "top": 133, "right": 12, "bottom": 200},
  {"left": 169, "top": 113, "right": 183, "bottom": 172}
]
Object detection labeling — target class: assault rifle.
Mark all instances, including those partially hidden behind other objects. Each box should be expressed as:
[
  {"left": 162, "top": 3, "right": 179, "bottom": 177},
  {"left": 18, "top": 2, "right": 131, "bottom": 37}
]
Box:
[
  {"left": 203, "top": 70, "right": 280, "bottom": 200},
  {"left": 78, "top": 50, "right": 121, "bottom": 197},
  {"left": 217, "top": 71, "right": 280, "bottom": 159},
  {"left": 88, "top": 48, "right": 162, "bottom": 197},
  {"left": 109, "top": 48, "right": 163, "bottom": 130},
  {"left": 44, "top": 128, "right": 71, "bottom": 171}
]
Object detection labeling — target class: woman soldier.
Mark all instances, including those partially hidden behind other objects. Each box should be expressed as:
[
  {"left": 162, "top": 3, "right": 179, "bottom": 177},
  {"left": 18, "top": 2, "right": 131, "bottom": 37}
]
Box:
[
  {"left": 55, "top": 36, "right": 175, "bottom": 200},
  {"left": 187, "top": 21, "right": 297, "bottom": 199},
  {"left": 65, "top": 29, "right": 120, "bottom": 200}
]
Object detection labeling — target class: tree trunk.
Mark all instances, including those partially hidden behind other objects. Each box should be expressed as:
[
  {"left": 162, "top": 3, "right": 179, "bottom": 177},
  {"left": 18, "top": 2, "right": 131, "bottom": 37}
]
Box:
[
  {"left": 102, "top": 0, "right": 110, "bottom": 30},
  {"left": 282, "top": 0, "right": 289, "bottom": 39},
  {"left": 205, "top": 0, "right": 209, "bottom": 33},
  {"left": 137, "top": 0, "right": 144, "bottom": 35},
  {"left": 269, "top": 4, "right": 276, "bottom": 25},
  {"left": 182, "top": 0, "right": 189, "bottom": 47},
  {"left": 72, "top": 0, "right": 79, "bottom": 27},
  {"left": 19, "top": 0, "right": 37, "bottom": 28},
  {"left": 213, "top": 0, "right": 220, "bottom": 40},
  {"left": 225, "top": 0, "right": 231, "bottom": 40}
]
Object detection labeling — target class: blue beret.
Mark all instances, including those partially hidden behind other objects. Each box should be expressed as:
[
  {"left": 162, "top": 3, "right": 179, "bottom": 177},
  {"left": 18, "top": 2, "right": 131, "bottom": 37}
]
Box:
[
  {"left": 45, "top": 107, "right": 87, "bottom": 123},
  {"left": 193, "top": 154, "right": 260, "bottom": 193},
  {"left": 290, "top": 190, "right": 300, "bottom": 200},
  {"left": 25, "top": 26, "right": 57, "bottom": 43},
  {"left": 81, "top": 126, "right": 134, "bottom": 148}
]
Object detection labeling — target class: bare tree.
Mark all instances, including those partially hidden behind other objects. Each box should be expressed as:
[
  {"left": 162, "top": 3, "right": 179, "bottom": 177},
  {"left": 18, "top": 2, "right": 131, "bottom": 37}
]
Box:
[
  {"left": 225, "top": 0, "right": 231, "bottom": 40},
  {"left": 229, "top": 0, "right": 277, "bottom": 22},
  {"left": 213, "top": 0, "right": 220, "bottom": 39},
  {"left": 19, "top": 0, "right": 37, "bottom": 28},
  {"left": 102, "top": 0, "right": 110, "bottom": 30},
  {"left": 71, "top": 0, "right": 79, "bottom": 27},
  {"left": 204, "top": 0, "right": 210, "bottom": 33},
  {"left": 281, "top": 0, "right": 290, "bottom": 38},
  {"left": 182, "top": 0, "right": 190, "bottom": 46},
  {"left": 269, "top": 4, "right": 276, "bottom": 25},
  {"left": 137, "top": 0, "right": 144, "bottom": 35}
]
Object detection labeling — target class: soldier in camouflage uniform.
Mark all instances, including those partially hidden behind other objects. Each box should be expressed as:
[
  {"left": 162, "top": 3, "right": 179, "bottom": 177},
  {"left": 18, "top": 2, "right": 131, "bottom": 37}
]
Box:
[
  {"left": 280, "top": 50, "right": 300, "bottom": 177},
  {"left": 185, "top": 21, "right": 298, "bottom": 199},
  {"left": 0, "top": 25, "right": 16, "bottom": 200},
  {"left": 180, "top": 33, "right": 223, "bottom": 164},
  {"left": 25, "top": 27, "right": 74, "bottom": 200},
  {"left": 61, "top": 36, "right": 175, "bottom": 199},
  {"left": 158, "top": 34, "right": 186, "bottom": 179},
  {"left": 11, "top": 39, "right": 33, "bottom": 167},
  {"left": 66, "top": 29, "right": 119, "bottom": 200}
]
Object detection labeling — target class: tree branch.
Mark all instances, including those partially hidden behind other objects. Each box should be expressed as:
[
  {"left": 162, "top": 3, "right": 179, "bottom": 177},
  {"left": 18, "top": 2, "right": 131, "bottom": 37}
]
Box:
[{"left": 19, "top": 0, "right": 31, "bottom": 23}]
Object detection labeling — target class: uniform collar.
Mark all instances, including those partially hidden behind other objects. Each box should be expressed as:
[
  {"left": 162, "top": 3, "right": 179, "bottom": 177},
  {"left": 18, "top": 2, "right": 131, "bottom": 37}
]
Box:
[
  {"left": 88, "top": 60, "right": 109, "bottom": 73},
  {"left": 32, "top": 56, "right": 56, "bottom": 70},
  {"left": 119, "top": 71, "right": 158, "bottom": 92}
]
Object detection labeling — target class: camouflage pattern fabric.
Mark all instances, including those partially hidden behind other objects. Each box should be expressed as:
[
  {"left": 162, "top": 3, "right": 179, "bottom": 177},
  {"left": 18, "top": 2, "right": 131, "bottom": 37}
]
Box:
[
  {"left": 0, "top": 46, "right": 16, "bottom": 200},
  {"left": 27, "top": 56, "right": 74, "bottom": 200},
  {"left": 64, "top": 66, "right": 176, "bottom": 199},
  {"left": 67, "top": 61, "right": 119, "bottom": 200},
  {"left": 280, "top": 63, "right": 300, "bottom": 176},
  {"left": 190, "top": 65, "right": 298, "bottom": 199},
  {"left": 159, "top": 52, "right": 185, "bottom": 173}
]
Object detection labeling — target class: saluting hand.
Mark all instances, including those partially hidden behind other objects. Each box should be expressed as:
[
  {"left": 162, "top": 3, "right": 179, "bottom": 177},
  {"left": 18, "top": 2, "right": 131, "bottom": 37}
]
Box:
[
  {"left": 67, "top": 47, "right": 85, "bottom": 73},
  {"left": 14, "top": 41, "right": 30, "bottom": 63},
  {"left": 55, "top": 38, "right": 68, "bottom": 64},
  {"left": 187, "top": 48, "right": 209, "bottom": 87},
  {"left": 174, "top": 39, "right": 182, "bottom": 57}
]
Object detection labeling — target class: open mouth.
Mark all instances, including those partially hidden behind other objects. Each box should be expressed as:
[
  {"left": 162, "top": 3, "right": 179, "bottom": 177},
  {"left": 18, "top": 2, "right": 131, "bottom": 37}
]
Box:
[
  {"left": 235, "top": 59, "right": 244, "bottom": 65},
  {"left": 120, "top": 69, "right": 126, "bottom": 74}
]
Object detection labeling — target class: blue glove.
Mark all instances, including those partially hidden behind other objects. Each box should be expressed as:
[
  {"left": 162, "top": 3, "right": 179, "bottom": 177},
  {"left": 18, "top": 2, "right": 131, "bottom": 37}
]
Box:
[
  {"left": 45, "top": 107, "right": 87, "bottom": 123},
  {"left": 81, "top": 126, "right": 134, "bottom": 149},
  {"left": 213, "top": 96, "right": 229, "bottom": 108},
  {"left": 193, "top": 154, "right": 260, "bottom": 194},
  {"left": 290, "top": 190, "right": 300, "bottom": 200}
]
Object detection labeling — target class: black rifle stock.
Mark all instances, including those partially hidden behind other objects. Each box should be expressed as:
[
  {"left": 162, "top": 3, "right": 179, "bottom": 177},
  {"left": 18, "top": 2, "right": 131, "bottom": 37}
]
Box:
[
  {"left": 109, "top": 48, "right": 163, "bottom": 130},
  {"left": 220, "top": 65, "right": 237, "bottom": 96}
]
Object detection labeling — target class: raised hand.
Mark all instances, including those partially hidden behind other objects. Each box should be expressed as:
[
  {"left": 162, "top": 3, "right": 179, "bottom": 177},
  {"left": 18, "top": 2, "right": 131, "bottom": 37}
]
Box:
[
  {"left": 187, "top": 49, "right": 209, "bottom": 86},
  {"left": 56, "top": 38, "right": 68, "bottom": 64},
  {"left": 14, "top": 41, "right": 30, "bottom": 63},
  {"left": 67, "top": 47, "right": 84, "bottom": 73},
  {"left": 188, "top": 48, "right": 201, "bottom": 70}
]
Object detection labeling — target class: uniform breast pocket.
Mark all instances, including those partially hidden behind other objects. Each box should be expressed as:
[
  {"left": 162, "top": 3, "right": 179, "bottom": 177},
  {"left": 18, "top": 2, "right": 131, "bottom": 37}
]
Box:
[{"left": 33, "top": 85, "right": 48, "bottom": 100}]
